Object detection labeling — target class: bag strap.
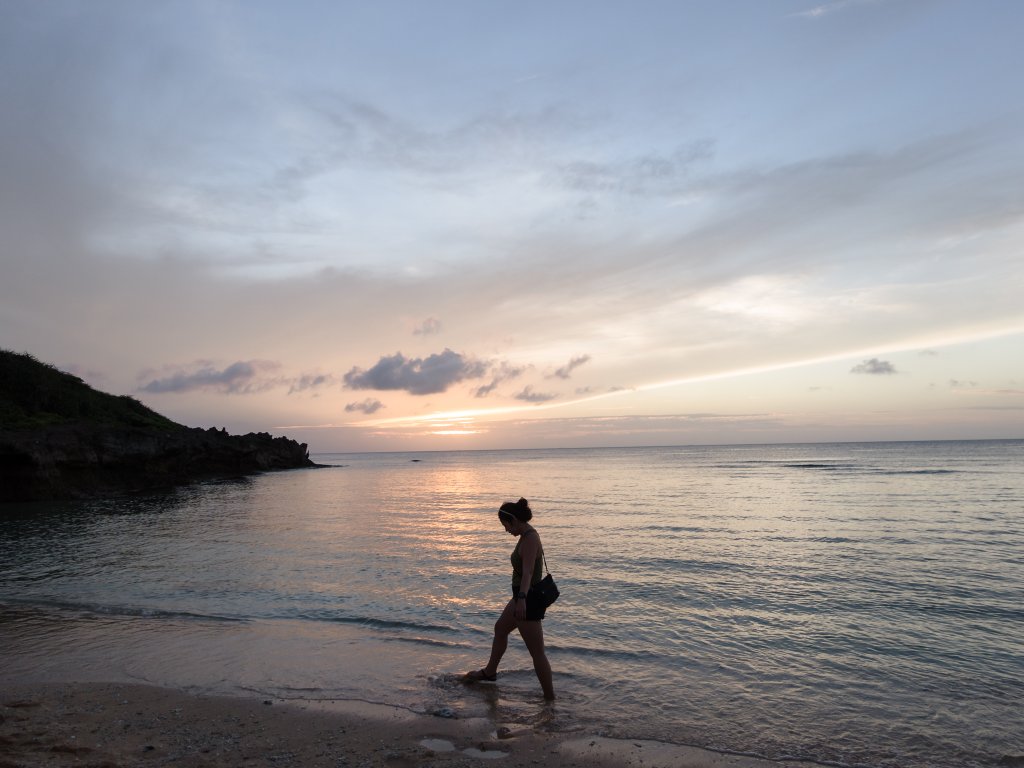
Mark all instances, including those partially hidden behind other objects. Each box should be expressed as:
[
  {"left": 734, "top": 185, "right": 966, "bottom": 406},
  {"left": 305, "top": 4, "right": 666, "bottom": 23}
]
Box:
[{"left": 527, "top": 529, "right": 552, "bottom": 575}]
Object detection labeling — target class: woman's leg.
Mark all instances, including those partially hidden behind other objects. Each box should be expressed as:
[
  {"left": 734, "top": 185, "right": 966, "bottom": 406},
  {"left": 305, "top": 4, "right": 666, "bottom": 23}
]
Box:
[
  {"left": 517, "top": 620, "right": 555, "bottom": 699},
  {"left": 483, "top": 600, "right": 517, "bottom": 676}
]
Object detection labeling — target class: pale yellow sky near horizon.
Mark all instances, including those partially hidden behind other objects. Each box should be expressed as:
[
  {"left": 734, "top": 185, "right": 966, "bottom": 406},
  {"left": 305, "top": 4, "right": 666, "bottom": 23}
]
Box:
[{"left": 272, "top": 327, "right": 1024, "bottom": 451}]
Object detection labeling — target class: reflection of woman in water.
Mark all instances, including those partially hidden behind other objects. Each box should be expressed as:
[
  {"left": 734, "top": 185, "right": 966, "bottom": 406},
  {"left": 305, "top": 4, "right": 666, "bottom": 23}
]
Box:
[{"left": 465, "top": 497, "right": 555, "bottom": 700}]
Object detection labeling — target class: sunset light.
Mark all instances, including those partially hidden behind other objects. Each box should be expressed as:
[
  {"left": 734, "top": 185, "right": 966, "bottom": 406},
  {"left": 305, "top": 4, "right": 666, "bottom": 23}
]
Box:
[
  {"left": 2, "top": 5, "right": 1022, "bottom": 766},
  {"left": 2, "top": 1, "right": 1021, "bottom": 451}
]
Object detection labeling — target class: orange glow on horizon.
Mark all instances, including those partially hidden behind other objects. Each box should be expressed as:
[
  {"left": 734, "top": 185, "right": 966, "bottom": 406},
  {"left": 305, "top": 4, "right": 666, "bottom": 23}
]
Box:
[{"left": 273, "top": 323, "right": 1024, "bottom": 436}]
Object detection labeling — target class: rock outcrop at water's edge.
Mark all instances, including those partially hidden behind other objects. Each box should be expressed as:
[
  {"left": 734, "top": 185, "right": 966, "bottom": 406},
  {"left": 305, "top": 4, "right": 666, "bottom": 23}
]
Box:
[
  {"left": 0, "top": 424, "right": 316, "bottom": 502},
  {"left": 0, "top": 349, "right": 317, "bottom": 503}
]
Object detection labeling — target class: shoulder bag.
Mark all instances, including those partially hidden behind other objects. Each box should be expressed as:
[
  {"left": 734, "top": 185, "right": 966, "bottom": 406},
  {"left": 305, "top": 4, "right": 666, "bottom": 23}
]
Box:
[{"left": 528, "top": 548, "right": 560, "bottom": 608}]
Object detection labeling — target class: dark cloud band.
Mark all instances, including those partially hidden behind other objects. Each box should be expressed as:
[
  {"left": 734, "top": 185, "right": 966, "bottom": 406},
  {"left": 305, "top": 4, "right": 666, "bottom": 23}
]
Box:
[
  {"left": 850, "top": 358, "right": 897, "bottom": 375},
  {"left": 140, "top": 361, "right": 280, "bottom": 394},
  {"left": 344, "top": 349, "right": 487, "bottom": 395}
]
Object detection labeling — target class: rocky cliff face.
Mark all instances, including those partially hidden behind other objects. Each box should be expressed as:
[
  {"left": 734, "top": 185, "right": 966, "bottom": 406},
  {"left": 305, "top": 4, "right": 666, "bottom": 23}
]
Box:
[{"left": 0, "top": 424, "right": 316, "bottom": 502}]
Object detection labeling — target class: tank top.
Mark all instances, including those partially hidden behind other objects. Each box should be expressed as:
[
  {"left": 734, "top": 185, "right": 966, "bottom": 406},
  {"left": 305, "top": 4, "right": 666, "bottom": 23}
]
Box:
[{"left": 511, "top": 530, "right": 544, "bottom": 592}]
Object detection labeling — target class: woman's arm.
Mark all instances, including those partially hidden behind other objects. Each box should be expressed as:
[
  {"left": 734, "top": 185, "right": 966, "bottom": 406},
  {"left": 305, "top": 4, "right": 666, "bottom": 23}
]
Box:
[{"left": 515, "top": 532, "right": 539, "bottom": 619}]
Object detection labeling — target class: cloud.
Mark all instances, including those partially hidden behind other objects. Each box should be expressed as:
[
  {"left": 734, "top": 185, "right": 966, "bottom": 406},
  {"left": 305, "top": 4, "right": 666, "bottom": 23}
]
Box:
[
  {"left": 272, "top": 95, "right": 588, "bottom": 192},
  {"left": 345, "top": 398, "right": 385, "bottom": 414},
  {"left": 550, "top": 354, "right": 591, "bottom": 380},
  {"left": 554, "top": 141, "right": 713, "bottom": 197},
  {"left": 140, "top": 360, "right": 282, "bottom": 394},
  {"left": 514, "top": 385, "right": 558, "bottom": 403},
  {"left": 474, "top": 361, "right": 527, "bottom": 398},
  {"left": 3, "top": 4, "right": 1022, "bottom": 452},
  {"left": 288, "top": 373, "right": 338, "bottom": 395},
  {"left": 792, "top": 0, "right": 879, "bottom": 19},
  {"left": 344, "top": 348, "right": 488, "bottom": 395},
  {"left": 413, "top": 317, "right": 442, "bottom": 336},
  {"left": 850, "top": 358, "right": 898, "bottom": 375},
  {"left": 141, "top": 362, "right": 337, "bottom": 396}
]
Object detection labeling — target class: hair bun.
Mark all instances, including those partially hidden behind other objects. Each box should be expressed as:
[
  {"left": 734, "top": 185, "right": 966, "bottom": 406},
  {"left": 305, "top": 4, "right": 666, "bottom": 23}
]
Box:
[{"left": 498, "top": 497, "right": 533, "bottom": 523}]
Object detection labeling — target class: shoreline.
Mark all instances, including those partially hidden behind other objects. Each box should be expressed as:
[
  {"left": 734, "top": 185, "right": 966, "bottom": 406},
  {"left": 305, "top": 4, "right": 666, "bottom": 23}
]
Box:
[
  {"left": 0, "top": 681, "right": 803, "bottom": 768},
  {"left": 7, "top": 439, "right": 1018, "bottom": 768}
]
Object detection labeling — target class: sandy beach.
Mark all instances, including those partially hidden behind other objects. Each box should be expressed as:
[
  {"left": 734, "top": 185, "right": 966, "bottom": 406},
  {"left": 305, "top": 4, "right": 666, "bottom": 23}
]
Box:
[{"left": 0, "top": 682, "right": 799, "bottom": 768}]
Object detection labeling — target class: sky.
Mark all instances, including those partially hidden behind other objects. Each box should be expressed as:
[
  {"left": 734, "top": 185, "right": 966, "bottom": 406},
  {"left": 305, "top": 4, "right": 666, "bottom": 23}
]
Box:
[{"left": 1, "top": 0, "right": 1022, "bottom": 453}]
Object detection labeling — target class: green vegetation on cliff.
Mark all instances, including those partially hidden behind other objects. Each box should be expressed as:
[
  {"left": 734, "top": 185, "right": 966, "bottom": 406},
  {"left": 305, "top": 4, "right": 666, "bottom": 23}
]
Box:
[{"left": 0, "top": 349, "right": 181, "bottom": 430}]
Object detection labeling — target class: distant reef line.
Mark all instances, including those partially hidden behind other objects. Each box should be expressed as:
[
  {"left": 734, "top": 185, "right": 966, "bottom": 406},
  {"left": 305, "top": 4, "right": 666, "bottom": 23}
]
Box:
[{"left": 0, "top": 349, "right": 318, "bottom": 503}]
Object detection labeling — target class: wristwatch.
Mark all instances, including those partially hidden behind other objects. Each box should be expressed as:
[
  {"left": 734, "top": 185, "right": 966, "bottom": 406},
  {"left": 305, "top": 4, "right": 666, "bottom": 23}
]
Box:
[{"left": 516, "top": 592, "right": 527, "bottom": 600}]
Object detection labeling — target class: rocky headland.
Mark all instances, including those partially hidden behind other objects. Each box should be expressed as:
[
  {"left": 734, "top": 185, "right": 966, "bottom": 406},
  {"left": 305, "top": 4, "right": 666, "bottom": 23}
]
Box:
[{"left": 0, "top": 350, "right": 317, "bottom": 503}]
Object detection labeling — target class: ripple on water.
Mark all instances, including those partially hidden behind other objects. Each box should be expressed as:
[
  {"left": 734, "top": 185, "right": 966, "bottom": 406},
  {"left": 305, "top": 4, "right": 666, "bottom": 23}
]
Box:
[{"left": 1, "top": 440, "right": 1023, "bottom": 768}]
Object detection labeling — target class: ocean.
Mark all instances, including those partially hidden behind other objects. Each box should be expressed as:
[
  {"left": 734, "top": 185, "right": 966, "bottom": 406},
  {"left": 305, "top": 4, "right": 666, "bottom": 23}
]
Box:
[{"left": 1, "top": 440, "right": 1022, "bottom": 768}]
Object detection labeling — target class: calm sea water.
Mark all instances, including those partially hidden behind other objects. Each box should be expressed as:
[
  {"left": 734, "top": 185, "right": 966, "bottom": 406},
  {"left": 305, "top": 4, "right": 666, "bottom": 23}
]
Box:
[{"left": 1, "top": 440, "right": 1022, "bottom": 768}]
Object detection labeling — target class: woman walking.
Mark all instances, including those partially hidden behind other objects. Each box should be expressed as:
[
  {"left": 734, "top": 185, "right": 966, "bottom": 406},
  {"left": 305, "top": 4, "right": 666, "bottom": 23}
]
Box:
[{"left": 465, "top": 498, "right": 555, "bottom": 700}]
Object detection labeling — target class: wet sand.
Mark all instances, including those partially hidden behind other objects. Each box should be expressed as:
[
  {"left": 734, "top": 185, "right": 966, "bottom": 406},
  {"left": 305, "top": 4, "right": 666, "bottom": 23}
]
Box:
[{"left": 0, "top": 681, "right": 800, "bottom": 768}]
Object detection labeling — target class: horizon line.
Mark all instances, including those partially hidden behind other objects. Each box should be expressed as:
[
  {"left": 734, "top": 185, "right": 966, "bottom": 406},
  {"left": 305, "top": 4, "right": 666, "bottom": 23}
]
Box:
[{"left": 304, "top": 435, "right": 1024, "bottom": 456}]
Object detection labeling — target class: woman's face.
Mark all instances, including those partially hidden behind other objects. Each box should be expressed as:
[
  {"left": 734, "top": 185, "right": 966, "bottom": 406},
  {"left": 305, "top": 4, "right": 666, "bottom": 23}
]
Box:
[{"left": 500, "top": 515, "right": 518, "bottom": 535}]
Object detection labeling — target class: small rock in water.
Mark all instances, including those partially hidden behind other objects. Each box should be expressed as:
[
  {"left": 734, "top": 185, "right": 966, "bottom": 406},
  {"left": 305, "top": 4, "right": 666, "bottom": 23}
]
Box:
[
  {"left": 432, "top": 706, "right": 456, "bottom": 718},
  {"left": 263, "top": 700, "right": 273, "bottom": 705}
]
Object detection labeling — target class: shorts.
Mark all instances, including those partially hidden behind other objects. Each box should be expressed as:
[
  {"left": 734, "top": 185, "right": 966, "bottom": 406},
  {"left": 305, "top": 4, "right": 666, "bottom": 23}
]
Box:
[{"left": 512, "top": 586, "right": 547, "bottom": 621}]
